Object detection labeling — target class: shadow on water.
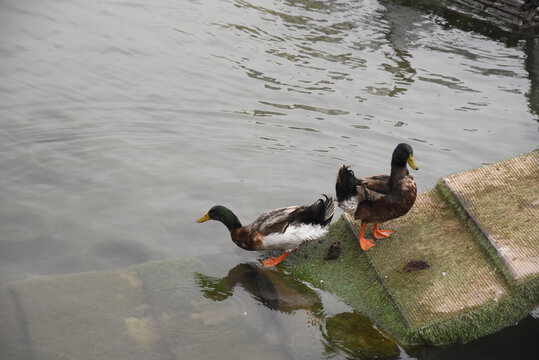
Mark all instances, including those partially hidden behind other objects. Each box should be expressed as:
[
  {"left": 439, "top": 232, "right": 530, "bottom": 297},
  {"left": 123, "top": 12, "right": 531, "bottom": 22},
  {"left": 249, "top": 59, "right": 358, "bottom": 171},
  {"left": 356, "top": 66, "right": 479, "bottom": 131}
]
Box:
[
  {"left": 406, "top": 312, "right": 539, "bottom": 359},
  {"left": 194, "top": 260, "right": 538, "bottom": 360},
  {"left": 524, "top": 37, "right": 539, "bottom": 118},
  {"left": 195, "top": 263, "right": 399, "bottom": 359},
  {"left": 386, "top": 0, "right": 539, "bottom": 118}
]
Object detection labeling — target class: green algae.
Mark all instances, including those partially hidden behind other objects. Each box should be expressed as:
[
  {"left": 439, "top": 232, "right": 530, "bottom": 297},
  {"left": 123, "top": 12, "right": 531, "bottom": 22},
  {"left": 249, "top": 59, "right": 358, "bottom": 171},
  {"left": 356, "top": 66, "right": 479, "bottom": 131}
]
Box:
[
  {"left": 282, "top": 151, "right": 539, "bottom": 345},
  {"left": 322, "top": 311, "right": 400, "bottom": 359},
  {"left": 282, "top": 218, "right": 413, "bottom": 344}
]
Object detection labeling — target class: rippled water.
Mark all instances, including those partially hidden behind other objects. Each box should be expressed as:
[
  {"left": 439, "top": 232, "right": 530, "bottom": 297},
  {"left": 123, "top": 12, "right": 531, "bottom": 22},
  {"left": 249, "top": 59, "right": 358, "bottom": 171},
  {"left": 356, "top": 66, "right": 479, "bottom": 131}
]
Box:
[{"left": 0, "top": 0, "right": 537, "bottom": 358}]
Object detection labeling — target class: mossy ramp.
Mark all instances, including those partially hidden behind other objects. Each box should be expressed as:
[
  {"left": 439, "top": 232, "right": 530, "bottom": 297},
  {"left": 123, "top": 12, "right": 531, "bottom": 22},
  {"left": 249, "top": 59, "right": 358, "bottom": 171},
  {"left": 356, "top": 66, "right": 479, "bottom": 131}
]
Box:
[{"left": 283, "top": 150, "right": 539, "bottom": 345}]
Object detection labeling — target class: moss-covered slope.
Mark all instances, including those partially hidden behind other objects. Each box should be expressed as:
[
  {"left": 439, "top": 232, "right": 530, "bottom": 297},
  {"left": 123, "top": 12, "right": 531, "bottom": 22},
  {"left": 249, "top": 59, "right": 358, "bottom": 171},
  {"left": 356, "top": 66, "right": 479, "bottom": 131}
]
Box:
[{"left": 283, "top": 151, "right": 539, "bottom": 345}]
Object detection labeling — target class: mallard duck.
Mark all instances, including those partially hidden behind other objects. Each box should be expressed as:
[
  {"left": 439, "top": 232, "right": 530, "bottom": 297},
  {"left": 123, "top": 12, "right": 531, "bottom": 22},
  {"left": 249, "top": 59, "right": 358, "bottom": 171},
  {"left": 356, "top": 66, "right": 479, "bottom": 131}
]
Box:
[
  {"left": 335, "top": 143, "right": 418, "bottom": 251},
  {"left": 197, "top": 196, "right": 334, "bottom": 267}
]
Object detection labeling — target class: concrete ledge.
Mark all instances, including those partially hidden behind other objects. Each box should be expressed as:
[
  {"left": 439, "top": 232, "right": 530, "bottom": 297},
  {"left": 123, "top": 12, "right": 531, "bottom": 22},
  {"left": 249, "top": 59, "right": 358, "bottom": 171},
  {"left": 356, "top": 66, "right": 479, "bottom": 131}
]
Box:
[{"left": 1, "top": 259, "right": 343, "bottom": 359}]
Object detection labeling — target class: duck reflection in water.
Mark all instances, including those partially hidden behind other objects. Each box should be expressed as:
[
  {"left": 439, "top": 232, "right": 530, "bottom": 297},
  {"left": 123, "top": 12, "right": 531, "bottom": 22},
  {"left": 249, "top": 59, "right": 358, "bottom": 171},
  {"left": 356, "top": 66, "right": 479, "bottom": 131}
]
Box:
[
  {"left": 195, "top": 263, "right": 323, "bottom": 319},
  {"left": 196, "top": 263, "right": 399, "bottom": 358}
]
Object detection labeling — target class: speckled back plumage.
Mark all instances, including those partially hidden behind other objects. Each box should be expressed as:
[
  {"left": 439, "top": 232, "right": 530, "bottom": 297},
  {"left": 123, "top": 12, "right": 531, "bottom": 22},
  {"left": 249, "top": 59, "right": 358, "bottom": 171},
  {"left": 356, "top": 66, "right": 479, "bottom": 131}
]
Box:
[{"left": 231, "top": 195, "right": 334, "bottom": 251}]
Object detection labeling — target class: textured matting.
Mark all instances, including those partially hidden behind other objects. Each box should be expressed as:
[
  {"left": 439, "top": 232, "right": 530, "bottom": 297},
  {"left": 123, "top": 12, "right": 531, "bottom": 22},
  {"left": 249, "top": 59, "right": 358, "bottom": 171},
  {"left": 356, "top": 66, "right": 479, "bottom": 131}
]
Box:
[
  {"left": 344, "top": 189, "right": 508, "bottom": 329},
  {"left": 442, "top": 151, "right": 539, "bottom": 281},
  {"left": 286, "top": 151, "right": 539, "bottom": 344}
]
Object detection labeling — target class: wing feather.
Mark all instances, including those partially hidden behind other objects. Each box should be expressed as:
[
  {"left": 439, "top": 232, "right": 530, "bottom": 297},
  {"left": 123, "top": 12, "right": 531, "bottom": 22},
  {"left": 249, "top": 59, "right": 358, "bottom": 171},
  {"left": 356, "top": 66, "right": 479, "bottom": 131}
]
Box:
[
  {"left": 250, "top": 206, "right": 301, "bottom": 236},
  {"left": 361, "top": 175, "right": 390, "bottom": 193}
]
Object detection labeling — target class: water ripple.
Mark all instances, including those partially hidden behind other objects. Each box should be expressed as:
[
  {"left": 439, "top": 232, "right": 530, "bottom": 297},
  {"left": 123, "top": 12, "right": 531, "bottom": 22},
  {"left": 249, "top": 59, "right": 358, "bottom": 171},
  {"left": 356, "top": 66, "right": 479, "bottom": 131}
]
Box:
[
  {"left": 1, "top": 5, "right": 537, "bottom": 357},
  {"left": 259, "top": 101, "right": 348, "bottom": 115}
]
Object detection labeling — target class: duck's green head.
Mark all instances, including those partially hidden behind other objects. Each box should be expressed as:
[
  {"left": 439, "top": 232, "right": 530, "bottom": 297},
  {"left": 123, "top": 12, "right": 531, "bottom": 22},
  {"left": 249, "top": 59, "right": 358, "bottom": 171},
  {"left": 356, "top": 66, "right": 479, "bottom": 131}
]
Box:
[
  {"left": 197, "top": 205, "right": 242, "bottom": 231},
  {"left": 393, "top": 143, "right": 419, "bottom": 170}
]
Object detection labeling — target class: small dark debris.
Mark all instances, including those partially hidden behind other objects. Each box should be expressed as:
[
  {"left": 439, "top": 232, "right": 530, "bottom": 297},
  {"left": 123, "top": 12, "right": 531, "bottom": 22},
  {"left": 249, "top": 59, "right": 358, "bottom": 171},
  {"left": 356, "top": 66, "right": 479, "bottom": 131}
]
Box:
[
  {"left": 324, "top": 241, "right": 341, "bottom": 261},
  {"left": 403, "top": 260, "right": 430, "bottom": 272}
]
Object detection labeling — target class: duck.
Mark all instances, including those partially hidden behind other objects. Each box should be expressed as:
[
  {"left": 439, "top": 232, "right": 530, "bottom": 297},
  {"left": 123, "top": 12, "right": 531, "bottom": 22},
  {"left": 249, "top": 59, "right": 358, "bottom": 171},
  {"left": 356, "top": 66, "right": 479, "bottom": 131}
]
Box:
[
  {"left": 197, "top": 195, "right": 334, "bottom": 267},
  {"left": 335, "top": 143, "right": 418, "bottom": 251}
]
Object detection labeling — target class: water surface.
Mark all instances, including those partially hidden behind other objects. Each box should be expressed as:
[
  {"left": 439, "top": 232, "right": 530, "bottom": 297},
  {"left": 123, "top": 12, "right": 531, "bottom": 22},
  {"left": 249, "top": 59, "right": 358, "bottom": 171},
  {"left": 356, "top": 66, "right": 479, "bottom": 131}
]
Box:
[{"left": 0, "top": 0, "right": 537, "bottom": 358}]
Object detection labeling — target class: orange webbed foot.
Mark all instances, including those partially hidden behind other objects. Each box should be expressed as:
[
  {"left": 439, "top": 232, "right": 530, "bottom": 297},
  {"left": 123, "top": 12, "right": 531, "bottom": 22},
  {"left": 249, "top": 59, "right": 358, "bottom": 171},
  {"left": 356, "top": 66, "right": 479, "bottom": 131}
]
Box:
[
  {"left": 359, "top": 237, "right": 376, "bottom": 251},
  {"left": 262, "top": 251, "right": 292, "bottom": 267},
  {"left": 359, "top": 223, "right": 376, "bottom": 251},
  {"left": 372, "top": 223, "right": 394, "bottom": 240}
]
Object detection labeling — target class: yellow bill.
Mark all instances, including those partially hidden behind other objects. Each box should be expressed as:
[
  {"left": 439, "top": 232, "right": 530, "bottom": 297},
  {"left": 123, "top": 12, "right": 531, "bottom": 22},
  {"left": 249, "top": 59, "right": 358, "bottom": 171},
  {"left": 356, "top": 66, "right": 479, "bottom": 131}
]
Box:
[
  {"left": 197, "top": 212, "right": 211, "bottom": 223},
  {"left": 407, "top": 155, "right": 419, "bottom": 170}
]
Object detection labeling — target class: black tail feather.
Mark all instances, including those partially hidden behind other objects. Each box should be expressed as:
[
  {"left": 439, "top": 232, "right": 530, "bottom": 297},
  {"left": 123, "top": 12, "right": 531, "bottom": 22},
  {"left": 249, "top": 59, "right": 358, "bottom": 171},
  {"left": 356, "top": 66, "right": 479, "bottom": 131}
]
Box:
[
  {"left": 335, "top": 165, "right": 360, "bottom": 202},
  {"left": 297, "top": 195, "right": 334, "bottom": 226}
]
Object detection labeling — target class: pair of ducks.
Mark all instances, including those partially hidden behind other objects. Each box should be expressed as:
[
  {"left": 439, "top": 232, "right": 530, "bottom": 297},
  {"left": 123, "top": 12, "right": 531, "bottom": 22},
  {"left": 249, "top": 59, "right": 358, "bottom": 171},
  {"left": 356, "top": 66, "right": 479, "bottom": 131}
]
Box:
[{"left": 197, "top": 143, "right": 419, "bottom": 267}]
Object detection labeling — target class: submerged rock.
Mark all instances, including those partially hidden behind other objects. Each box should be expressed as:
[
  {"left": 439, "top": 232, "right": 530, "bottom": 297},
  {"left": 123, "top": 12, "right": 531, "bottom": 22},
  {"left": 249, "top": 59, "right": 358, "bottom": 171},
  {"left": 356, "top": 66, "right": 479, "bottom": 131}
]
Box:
[{"left": 322, "top": 311, "right": 399, "bottom": 359}]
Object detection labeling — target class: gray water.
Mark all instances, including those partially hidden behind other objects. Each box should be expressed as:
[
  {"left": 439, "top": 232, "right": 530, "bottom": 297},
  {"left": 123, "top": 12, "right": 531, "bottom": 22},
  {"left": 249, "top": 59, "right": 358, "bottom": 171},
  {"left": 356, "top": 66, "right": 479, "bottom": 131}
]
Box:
[{"left": 1, "top": 0, "right": 538, "bottom": 358}]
